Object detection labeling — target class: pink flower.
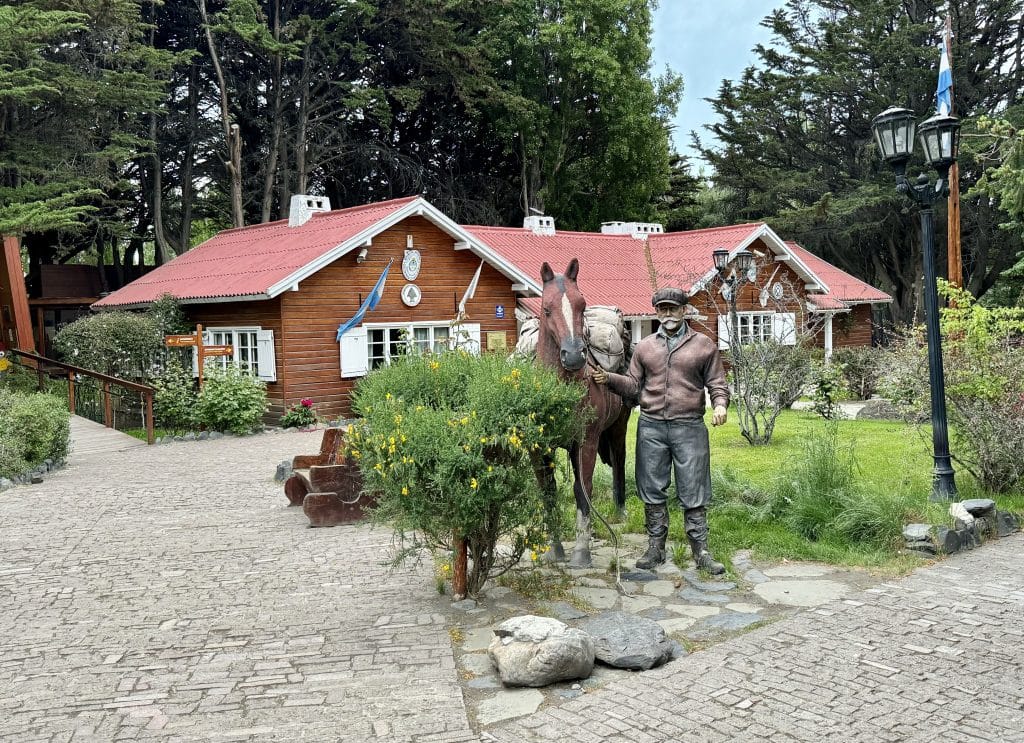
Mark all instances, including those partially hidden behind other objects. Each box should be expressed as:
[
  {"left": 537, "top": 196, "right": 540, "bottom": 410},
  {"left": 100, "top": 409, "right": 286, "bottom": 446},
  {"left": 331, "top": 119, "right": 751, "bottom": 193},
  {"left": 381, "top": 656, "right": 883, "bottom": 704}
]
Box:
[{"left": 300, "top": 398, "right": 313, "bottom": 407}]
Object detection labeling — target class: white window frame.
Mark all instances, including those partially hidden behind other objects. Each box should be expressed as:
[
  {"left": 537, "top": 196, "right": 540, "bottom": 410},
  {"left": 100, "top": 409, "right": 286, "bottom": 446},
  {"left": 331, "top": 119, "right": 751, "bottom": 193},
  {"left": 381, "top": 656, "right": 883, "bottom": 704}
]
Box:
[
  {"left": 718, "top": 312, "right": 797, "bottom": 348},
  {"left": 194, "top": 326, "right": 277, "bottom": 381},
  {"left": 339, "top": 321, "right": 480, "bottom": 378}
]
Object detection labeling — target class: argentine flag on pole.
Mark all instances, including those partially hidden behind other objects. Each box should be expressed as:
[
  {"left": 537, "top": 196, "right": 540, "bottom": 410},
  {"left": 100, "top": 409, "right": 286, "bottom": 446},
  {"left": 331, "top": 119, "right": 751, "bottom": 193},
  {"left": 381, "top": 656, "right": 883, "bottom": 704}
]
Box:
[
  {"left": 336, "top": 259, "right": 392, "bottom": 341},
  {"left": 936, "top": 40, "right": 952, "bottom": 115},
  {"left": 457, "top": 259, "right": 485, "bottom": 319}
]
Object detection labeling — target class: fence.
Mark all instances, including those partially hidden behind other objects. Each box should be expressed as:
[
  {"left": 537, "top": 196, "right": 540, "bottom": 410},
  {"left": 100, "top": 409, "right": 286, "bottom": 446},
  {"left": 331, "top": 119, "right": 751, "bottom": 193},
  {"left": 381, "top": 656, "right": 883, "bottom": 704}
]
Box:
[{"left": 11, "top": 349, "right": 155, "bottom": 444}]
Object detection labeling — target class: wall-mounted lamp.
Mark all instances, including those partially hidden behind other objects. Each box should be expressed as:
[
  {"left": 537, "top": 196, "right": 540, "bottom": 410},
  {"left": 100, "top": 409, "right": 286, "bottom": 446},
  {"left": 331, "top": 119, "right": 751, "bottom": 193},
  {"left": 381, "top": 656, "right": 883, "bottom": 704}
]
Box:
[{"left": 356, "top": 247, "right": 369, "bottom": 263}]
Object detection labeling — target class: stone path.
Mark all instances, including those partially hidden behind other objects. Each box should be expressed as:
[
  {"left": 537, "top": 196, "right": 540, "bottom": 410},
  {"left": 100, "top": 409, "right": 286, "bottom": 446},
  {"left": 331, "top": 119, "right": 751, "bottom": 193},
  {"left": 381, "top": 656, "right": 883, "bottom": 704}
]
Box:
[
  {"left": 2, "top": 422, "right": 1022, "bottom": 742},
  {"left": 0, "top": 428, "right": 475, "bottom": 742},
  {"left": 450, "top": 536, "right": 886, "bottom": 729},
  {"left": 480, "top": 534, "right": 1024, "bottom": 741}
]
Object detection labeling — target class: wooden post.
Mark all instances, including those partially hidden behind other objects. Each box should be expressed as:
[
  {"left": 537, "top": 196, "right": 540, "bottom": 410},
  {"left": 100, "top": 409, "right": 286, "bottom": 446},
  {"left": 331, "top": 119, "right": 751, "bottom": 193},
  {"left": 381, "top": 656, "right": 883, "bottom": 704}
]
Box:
[
  {"left": 452, "top": 534, "right": 468, "bottom": 599},
  {"left": 103, "top": 381, "right": 112, "bottom": 428},
  {"left": 67, "top": 371, "right": 75, "bottom": 414},
  {"left": 145, "top": 390, "right": 154, "bottom": 445},
  {"left": 196, "top": 323, "right": 205, "bottom": 389}
]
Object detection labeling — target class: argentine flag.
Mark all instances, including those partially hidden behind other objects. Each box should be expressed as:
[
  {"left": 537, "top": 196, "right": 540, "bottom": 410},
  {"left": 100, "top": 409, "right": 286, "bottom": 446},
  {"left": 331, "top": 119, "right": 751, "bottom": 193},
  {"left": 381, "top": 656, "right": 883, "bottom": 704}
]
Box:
[
  {"left": 336, "top": 259, "right": 392, "bottom": 340},
  {"left": 936, "top": 41, "right": 952, "bottom": 115}
]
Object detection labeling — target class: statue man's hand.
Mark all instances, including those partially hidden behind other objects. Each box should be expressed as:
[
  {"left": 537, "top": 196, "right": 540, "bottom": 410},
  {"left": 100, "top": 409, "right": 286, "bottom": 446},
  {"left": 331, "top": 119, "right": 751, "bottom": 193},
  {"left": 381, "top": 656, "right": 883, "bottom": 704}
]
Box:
[
  {"left": 712, "top": 405, "right": 728, "bottom": 426},
  {"left": 591, "top": 366, "right": 608, "bottom": 385}
]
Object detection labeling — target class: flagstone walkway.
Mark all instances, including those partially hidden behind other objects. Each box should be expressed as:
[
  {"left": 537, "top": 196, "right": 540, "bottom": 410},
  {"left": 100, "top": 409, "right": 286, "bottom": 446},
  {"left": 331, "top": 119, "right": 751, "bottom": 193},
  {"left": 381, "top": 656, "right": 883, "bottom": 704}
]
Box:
[{"left": 0, "top": 423, "right": 1022, "bottom": 742}]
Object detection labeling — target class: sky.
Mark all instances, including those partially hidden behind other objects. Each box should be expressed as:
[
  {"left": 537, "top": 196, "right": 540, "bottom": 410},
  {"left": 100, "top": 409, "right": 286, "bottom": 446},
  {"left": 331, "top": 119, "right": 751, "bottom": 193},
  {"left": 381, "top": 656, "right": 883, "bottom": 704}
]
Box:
[{"left": 650, "top": 1, "right": 780, "bottom": 168}]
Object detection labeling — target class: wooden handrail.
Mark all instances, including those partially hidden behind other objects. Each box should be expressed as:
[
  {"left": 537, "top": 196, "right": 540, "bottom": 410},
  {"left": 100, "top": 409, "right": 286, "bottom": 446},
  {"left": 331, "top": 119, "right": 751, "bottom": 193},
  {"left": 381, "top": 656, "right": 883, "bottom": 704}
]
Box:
[{"left": 11, "top": 348, "right": 156, "bottom": 445}]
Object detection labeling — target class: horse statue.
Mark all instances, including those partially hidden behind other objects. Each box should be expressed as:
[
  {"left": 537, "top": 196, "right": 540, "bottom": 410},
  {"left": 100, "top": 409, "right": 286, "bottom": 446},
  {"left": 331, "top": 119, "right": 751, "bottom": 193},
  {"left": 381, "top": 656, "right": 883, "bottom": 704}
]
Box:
[{"left": 534, "top": 258, "right": 633, "bottom": 568}]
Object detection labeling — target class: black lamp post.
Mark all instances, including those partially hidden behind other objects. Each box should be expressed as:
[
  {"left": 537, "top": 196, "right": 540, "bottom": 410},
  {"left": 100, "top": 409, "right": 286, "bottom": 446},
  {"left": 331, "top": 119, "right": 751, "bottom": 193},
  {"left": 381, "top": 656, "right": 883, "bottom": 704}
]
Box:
[
  {"left": 713, "top": 248, "right": 755, "bottom": 342},
  {"left": 871, "top": 105, "right": 960, "bottom": 501}
]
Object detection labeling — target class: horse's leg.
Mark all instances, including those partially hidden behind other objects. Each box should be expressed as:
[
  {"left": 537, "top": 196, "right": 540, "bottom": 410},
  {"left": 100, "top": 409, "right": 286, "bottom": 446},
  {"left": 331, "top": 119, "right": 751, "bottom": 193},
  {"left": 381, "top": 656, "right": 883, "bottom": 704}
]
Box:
[
  {"left": 609, "top": 406, "right": 631, "bottom": 517},
  {"left": 533, "top": 454, "right": 566, "bottom": 562},
  {"left": 569, "top": 439, "right": 598, "bottom": 568}
]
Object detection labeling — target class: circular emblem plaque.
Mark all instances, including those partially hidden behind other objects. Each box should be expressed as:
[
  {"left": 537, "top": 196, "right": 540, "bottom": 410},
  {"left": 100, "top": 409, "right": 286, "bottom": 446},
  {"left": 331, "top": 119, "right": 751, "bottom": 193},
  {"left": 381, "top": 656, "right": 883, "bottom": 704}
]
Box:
[
  {"left": 402, "top": 249, "right": 422, "bottom": 281},
  {"left": 771, "top": 281, "right": 785, "bottom": 300},
  {"left": 401, "top": 283, "right": 422, "bottom": 307}
]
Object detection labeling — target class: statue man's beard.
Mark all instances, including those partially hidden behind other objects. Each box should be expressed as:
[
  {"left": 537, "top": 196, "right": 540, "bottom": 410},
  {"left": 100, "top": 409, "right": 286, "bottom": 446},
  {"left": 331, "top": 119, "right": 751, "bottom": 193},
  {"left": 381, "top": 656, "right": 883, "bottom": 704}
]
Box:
[{"left": 660, "top": 318, "right": 682, "bottom": 332}]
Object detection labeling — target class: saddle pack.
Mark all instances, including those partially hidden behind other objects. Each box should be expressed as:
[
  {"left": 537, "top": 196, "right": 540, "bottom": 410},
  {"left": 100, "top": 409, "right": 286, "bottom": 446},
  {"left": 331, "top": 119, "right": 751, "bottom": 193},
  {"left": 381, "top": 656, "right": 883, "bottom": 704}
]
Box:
[{"left": 513, "top": 305, "right": 631, "bottom": 373}]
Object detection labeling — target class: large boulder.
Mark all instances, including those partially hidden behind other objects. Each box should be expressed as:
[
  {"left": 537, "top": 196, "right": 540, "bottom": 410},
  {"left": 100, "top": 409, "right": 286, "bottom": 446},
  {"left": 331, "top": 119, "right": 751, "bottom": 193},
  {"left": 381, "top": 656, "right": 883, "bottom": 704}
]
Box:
[
  {"left": 855, "top": 399, "right": 901, "bottom": 420},
  {"left": 578, "top": 611, "right": 675, "bottom": 670},
  {"left": 488, "top": 615, "right": 594, "bottom": 687}
]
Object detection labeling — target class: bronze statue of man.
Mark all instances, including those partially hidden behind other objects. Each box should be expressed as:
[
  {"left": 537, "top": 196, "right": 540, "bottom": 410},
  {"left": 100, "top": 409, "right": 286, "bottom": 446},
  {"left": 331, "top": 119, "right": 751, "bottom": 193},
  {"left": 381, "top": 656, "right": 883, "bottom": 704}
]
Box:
[{"left": 593, "top": 287, "right": 729, "bottom": 574}]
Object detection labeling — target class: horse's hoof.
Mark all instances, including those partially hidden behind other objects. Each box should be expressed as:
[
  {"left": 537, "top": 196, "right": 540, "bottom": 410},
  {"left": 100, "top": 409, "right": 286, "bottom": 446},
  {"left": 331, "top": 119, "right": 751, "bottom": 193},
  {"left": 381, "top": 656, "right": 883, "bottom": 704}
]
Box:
[
  {"left": 543, "top": 542, "right": 567, "bottom": 563},
  {"left": 569, "top": 549, "right": 592, "bottom": 569}
]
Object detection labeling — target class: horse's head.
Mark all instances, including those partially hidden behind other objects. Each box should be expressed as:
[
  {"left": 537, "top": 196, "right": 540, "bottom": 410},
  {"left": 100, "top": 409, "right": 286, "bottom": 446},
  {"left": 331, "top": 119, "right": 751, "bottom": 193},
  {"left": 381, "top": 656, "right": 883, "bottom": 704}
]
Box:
[{"left": 539, "top": 258, "right": 587, "bottom": 373}]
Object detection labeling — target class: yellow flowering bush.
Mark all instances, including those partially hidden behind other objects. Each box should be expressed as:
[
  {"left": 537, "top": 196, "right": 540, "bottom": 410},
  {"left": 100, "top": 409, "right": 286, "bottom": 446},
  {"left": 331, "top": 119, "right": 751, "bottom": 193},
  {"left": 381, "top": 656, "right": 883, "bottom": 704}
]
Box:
[{"left": 347, "top": 351, "right": 584, "bottom": 595}]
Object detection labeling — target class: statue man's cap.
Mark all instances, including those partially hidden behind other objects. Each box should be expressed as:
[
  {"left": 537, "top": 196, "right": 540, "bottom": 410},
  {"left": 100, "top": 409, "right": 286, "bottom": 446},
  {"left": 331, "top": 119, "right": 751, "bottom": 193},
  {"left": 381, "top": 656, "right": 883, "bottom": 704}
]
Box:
[{"left": 652, "top": 287, "right": 687, "bottom": 307}]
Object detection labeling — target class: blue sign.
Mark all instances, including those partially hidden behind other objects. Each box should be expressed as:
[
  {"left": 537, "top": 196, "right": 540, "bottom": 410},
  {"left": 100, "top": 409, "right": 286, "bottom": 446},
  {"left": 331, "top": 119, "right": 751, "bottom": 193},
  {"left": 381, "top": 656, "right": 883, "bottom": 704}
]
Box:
[{"left": 495, "top": 305, "right": 505, "bottom": 319}]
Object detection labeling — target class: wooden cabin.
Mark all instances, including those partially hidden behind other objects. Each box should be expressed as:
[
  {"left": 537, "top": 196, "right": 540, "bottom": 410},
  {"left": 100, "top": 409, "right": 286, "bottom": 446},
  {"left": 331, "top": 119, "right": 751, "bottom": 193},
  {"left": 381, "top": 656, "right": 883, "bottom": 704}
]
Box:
[{"left": 95, "top": 196, "right": 891, "bottom": 422}]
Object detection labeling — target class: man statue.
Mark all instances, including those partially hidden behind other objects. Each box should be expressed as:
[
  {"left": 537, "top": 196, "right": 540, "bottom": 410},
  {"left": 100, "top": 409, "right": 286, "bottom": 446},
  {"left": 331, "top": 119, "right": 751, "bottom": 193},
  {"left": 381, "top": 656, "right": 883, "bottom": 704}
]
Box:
[{"left": 592, "top": 287, "right": 730, "bottom": 574}]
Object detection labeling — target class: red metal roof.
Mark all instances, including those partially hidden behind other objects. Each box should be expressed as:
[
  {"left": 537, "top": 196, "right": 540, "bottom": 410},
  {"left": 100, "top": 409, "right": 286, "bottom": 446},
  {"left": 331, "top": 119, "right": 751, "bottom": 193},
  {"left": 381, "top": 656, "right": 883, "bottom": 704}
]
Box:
[
  {"left": 94, "top": 197, "right": 419, "bottom": 308},
  {"left": 785, "top": 242, "right": 892, "bottom": 305}
]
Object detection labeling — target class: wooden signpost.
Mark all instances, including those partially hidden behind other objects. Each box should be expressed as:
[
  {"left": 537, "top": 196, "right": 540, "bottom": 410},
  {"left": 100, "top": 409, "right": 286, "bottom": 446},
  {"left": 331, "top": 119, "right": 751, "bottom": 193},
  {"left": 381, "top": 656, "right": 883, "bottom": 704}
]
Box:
[{"left": 164, "top": 324, "right": 232, "bottom": 388}]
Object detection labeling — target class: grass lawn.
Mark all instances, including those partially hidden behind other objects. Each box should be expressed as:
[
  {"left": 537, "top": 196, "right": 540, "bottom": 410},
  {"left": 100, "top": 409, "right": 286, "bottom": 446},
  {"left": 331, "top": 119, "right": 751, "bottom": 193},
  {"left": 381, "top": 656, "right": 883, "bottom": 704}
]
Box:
[{"left": 580, "top": 408, "right": 1023, "bottom": 575}]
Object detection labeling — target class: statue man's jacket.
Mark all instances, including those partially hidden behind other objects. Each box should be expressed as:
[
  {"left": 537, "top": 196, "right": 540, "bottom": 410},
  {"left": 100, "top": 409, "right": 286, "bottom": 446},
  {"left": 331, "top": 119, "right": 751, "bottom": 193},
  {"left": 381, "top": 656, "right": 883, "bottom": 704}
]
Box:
[{"left": 604, "top": 326, "right": 730, "bottom": 420}]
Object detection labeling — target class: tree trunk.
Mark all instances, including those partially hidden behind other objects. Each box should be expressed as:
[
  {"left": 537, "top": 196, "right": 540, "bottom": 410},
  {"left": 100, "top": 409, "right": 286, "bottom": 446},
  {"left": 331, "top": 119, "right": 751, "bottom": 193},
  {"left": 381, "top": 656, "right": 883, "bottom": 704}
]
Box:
[
  {"left": 260, "top": 0, "right": 284, "bottom": 223},
  {"left": 198, "top": 0, "right": 244, "bottom": 228},
  {"left": 179, "top": 63, "right": 199, "bottom": 251}
]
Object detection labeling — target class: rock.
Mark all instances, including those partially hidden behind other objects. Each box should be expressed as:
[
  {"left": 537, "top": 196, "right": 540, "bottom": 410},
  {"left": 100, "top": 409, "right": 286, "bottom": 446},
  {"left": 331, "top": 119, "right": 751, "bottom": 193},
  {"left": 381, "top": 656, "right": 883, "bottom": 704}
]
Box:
[
  {"left": 676, "top": 587, "right": 730, "bottom": 604},
  {"left": 451, "top": 599, "right": 478, "bottom": 611},
  {"left": 30, "top": 475, "right": 44, "bottom": 484},
  {"left": 960, "top": 499, "right": 996, "bottom": 517},
  {"left": 209, "top": 432, "right": 224, "bottom": 439},
  {"left": 742, "top": 569, "right": 771, "bottom": 584},
  {"left": 197, "top": 431, "right": 209, "bottom": 440},
  {"left": 955, "top": 526, "right": 980, "bottom": 550},
  {"left": 996, "top": 510, "right": 1020, "bottom": 538},
  {"left": 687, "top": 612, "right": 764, "bottom": 638},
  {"left": 488, "top": 616, "right": 595, "bottom": 687},
  {"left": 274, "top": 460, "right": 293, "bottom": 482},
  {"left": 682, "top": 570, "right": 736, "bottom": 592},
  {"left": 182, "top": 432, "right": 196, "bottom": 441},
  {"left": 619, "top": 570, "right": 660, "bottom": 582},
  {"left": 855, "top": 399, "right": 901, "bottom": 420},
  {"left": 579, "top": 611, "right": 675, "bottom": 670},
  {"left": 902, "top": 524, "right": 932, "bottom": 542},
  {"left": 934, "top": 526, "right": 961, "bottom": 555},
  {"left": 948, "top": 502, "right": 974, "bottom": 527},
  {"left": 0, "top": 478, "right": 13, "bottom": 491},
  {"left": 540, "top": 601, "right": 587, "bottom": 621},
  {"left": 974, "top": 516, "right": 994, "bottom": 537}
]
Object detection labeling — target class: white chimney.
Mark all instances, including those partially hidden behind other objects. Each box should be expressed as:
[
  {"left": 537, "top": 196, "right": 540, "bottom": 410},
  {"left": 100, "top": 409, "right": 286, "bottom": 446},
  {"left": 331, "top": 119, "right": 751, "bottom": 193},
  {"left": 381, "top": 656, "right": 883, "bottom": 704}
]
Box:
[
  {"left": 288, "top": 194, "right": 331, "bottom": 227},
  {"left": 600, "top": 221, "right": 664, "bottom": 239},
  {"left": 523, "top": 215, "right": 556, "bottom": 236}
]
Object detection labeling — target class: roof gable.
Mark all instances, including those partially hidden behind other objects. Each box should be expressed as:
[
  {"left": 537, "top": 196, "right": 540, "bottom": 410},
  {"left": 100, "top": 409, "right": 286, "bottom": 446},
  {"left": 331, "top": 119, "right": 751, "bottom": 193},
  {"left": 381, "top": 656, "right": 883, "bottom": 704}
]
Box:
[
  {"left": 94, "top": 196, "right": 538, "bottom": 309},
  {"left": 785, "top": 242, "right": 892, "bottom": 305}
]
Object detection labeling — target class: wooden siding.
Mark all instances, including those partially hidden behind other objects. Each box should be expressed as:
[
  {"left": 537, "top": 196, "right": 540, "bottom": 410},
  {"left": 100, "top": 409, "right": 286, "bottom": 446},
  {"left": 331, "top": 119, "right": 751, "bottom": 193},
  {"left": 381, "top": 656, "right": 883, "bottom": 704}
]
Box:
[
  {"left": 280, "top": 216, "right": 521, "bottom": 420},
  {"left": 184, "top": 297, "right": 285, "bottom": 417},
  {"left": 832, "top": 303, "right": 874, "bottom": 348}
]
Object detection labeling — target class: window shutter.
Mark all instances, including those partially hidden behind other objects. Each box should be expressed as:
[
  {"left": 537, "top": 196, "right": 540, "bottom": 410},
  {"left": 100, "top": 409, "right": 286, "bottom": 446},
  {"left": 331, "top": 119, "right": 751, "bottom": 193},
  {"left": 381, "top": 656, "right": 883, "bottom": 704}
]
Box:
[
  {"left": 463, "top": 323, "right": 482, "bottom": 354},
  {"left": 255, "top": 329, "right": 277, "bottom": 382},
  {"left": 192, "top": 329, "right": 213, "bottom": 377},
  {"left": 716, "top": 315, "right": 731, "bottom": 350},
  {"left": 339, "top": 326, "right": 369, "bottom": 378},
  {"left": 773, "top": 313, "right": 797, "bottom": 345}
]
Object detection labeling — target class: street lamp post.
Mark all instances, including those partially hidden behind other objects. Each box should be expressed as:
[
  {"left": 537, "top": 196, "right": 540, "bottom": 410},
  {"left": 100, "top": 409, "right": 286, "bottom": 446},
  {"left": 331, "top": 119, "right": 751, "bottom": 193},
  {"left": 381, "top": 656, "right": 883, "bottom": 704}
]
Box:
[
  {"left": 712, "top": 247, "right": 755, "bottom": 389},
  {"left": 871, "top": 105, "right": 960, "bottom": 501}
]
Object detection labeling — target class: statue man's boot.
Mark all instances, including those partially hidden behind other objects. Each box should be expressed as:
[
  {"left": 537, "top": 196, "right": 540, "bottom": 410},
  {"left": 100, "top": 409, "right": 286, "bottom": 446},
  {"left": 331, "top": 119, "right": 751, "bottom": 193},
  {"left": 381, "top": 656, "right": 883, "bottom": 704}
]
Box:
[
  {"left": 685, "top": 507, "right": 725, "bottom": 575},
  {"left": 636, "top": 503, "right": 669, "bottom": 570}
]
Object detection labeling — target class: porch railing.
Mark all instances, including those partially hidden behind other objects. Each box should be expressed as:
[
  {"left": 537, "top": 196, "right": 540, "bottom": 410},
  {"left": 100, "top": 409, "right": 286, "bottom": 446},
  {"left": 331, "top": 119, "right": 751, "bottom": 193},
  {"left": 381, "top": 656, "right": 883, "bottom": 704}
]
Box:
[{"left": 11, "top": 349, "right": 156, "bottom": 445}]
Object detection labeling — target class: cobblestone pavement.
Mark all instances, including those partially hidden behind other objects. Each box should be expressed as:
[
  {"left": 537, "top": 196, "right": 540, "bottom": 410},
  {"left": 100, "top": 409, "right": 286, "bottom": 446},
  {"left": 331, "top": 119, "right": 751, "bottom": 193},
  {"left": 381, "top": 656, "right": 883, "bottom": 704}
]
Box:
[
  {"left": 0, "top": 427, "right": 475, "bottom": 742},
  {"left": 482, "top": 534, "right": 1024, "bottom": 742}
]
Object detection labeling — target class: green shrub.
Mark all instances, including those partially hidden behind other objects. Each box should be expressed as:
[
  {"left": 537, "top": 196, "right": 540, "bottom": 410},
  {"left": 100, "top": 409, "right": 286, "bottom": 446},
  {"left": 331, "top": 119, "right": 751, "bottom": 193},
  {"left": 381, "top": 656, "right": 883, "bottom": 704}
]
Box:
[
  {"left": 808, "top": 358, "right": 849, "bottom": 420},
  {"left": 0, "top": 389, "right": 70, "bottom": 477},
  {"left": 196, "top": 364, "right": 268, "bottom": 434},
  {"left": 53, "top": 311, "right": 162, "bottom": 379},
  {"left": 832, "top": 347, "right": 883, "bottom": 400},
  {"left": 880, "top": 284, "right": 1024, "bottom": 492},
  {"left": 347, "top": 351, "right": 585, "bottom": 595},
  {"left": 152, "top": 357, "right": 200, "bottom": 431}
]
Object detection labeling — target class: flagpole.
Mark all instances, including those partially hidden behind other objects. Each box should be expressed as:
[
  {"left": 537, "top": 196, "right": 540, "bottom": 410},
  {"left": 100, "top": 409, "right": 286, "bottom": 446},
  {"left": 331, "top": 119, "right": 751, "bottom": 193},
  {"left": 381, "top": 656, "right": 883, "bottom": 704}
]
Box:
[{"left": 945, "top": 11, "right": 963, "bottom": 289}]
